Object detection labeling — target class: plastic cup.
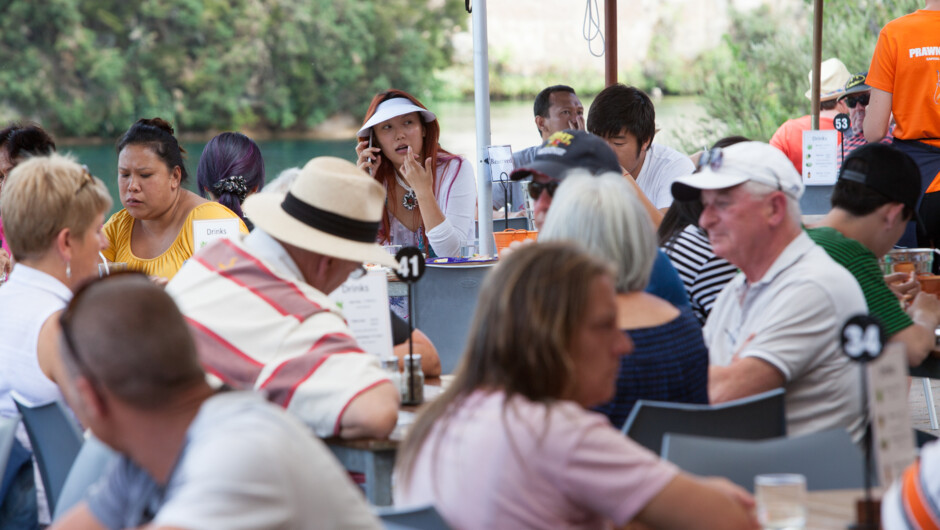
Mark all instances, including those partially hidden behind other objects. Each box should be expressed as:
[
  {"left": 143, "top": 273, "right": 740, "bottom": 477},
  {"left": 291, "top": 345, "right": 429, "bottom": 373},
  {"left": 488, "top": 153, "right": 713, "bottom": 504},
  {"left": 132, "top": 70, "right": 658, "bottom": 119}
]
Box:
[{"left": 755, "top": 473, "right": 807, "bottom": 529}]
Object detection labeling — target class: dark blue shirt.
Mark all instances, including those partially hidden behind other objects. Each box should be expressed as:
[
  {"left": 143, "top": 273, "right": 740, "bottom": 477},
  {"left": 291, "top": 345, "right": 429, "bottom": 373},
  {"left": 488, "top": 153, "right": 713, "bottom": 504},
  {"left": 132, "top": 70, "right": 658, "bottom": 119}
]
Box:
[
  {"left": 646, "top": 249, "right": 691, "bottom": 310},
  {"left": 593, "top": 305, "right": 709, "bottom": 429}
]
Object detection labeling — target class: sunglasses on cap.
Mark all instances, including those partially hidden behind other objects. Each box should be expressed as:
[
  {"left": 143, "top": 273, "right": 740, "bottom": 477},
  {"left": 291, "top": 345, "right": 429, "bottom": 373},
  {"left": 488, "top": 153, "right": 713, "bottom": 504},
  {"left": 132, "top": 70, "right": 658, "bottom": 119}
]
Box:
[
  {"left": 527, "top": 179, "right": 560, "bottom": 200},
  {"left": 843, "top": 93, "right": 870, "bottom": 109}
]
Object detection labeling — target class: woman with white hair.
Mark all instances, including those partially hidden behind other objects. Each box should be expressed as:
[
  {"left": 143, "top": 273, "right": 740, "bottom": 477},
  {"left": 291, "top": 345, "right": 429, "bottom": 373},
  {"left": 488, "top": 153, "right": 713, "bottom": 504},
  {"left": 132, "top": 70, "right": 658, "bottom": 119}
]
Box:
[{"left": 541, "top": 172, "right": 709, "bottom": 428}]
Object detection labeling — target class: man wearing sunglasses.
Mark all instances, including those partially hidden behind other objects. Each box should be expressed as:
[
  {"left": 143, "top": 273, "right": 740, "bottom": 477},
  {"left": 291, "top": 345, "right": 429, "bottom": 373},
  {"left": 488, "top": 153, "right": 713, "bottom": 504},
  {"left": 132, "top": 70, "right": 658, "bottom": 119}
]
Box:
[
  {"left": 837, "top": 72, "right": 895, "bottom": 166},
  {"left": 509, "top": 129, "right": 692, "bottom": 311}
]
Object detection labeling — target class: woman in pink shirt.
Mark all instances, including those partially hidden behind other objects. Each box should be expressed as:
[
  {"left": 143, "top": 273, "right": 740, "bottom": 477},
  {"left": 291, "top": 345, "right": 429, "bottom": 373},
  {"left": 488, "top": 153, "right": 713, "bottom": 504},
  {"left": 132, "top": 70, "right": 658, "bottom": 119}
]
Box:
[{"left": 395, "top": 242, "right": 758, "bottom": 530}]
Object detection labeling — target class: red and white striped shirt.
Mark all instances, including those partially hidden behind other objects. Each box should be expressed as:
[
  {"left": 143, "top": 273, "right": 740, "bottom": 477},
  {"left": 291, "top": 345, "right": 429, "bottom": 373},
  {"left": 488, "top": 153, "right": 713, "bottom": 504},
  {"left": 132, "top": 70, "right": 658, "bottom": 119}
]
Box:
[{"left": 167, "top": 230, "right": 391, "bottom": 437}]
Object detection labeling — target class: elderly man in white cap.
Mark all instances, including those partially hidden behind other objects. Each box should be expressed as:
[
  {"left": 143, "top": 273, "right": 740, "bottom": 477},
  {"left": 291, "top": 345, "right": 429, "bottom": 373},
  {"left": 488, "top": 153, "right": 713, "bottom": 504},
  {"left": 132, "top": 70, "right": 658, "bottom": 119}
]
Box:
[
  {"left": 770, "top": 57, "right": 852, "bottom": 173},
  {"left": 672, "top": 142, "right": 867, "bottom": 440},
  {"left": 167, "top": 157, "right": 400, "bottom": 440}
]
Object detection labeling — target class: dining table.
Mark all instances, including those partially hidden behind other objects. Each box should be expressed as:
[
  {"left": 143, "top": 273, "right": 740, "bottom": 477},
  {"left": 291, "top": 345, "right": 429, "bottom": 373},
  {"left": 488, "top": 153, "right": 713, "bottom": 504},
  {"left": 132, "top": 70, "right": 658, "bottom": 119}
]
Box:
[
  {"left": 805, "top": 489, "right": 883, "bottom": 529},
  {"left": 324, "top": 377, "right": 445, "bottom": 506}
]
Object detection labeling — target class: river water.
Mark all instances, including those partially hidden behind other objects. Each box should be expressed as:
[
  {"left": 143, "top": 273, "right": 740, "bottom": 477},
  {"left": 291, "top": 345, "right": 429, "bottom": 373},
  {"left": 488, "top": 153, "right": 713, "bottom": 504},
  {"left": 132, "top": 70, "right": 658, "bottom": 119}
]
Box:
[{"left": 64, "top": 97, "right": 704, "bottom": 215}]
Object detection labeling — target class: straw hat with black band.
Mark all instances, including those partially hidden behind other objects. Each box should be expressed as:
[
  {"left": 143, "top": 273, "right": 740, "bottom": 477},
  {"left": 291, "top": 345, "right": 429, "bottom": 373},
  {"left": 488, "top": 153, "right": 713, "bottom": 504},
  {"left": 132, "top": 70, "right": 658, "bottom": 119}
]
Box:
[{"left": 243, "top": 156, "right": 398, "bottom": 268}]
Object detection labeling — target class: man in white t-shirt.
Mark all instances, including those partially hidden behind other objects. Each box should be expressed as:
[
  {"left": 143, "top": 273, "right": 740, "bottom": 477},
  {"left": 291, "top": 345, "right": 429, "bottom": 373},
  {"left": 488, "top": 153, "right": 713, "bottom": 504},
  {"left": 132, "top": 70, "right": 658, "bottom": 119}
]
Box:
[
  {"left": 51, "top": 274, "right": 381, "bottom": 529},
  {"left": 587, "top": 83, "right": 694, "bottom": 222},
  {"left": 671, "top": 141, "right": 867, "bottom": 440}
]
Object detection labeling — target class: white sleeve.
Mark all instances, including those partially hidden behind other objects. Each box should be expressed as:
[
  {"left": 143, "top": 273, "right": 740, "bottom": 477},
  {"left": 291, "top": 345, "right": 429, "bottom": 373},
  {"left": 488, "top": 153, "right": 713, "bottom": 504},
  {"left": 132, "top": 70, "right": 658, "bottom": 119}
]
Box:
[
  {"left": 427, "top": 157, "right": 477, "bottom": 257},
  {"left": 652, "top": 155, "right": 695, "bottom": 208}
]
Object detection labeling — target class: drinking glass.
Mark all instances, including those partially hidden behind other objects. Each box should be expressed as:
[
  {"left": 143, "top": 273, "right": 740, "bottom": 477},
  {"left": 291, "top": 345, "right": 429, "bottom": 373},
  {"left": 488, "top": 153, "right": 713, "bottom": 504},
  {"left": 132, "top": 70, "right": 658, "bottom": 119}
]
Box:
[
  {"left": 459, "top": 239, "right": 479, "bottom": 258},
  {"left": 755, "top": 473, "right": 807, "bottom": 530}
]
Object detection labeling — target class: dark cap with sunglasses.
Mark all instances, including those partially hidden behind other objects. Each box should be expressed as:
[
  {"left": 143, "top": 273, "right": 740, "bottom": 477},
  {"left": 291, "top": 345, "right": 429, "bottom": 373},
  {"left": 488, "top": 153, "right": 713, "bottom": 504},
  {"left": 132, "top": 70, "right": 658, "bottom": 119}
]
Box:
[
  {"left": 510, "top": 129, "right": 621, "bottom": 183},
  {"left": 838, "top": 72, "right": 871, "bottom": 109}
]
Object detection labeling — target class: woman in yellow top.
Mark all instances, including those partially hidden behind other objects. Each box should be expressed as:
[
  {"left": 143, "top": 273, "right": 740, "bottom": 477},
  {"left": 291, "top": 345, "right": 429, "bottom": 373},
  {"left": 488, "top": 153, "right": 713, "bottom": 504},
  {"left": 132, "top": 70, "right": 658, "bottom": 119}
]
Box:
[{"left": 103, "top": 118, "right": 248, "bottom": 279}]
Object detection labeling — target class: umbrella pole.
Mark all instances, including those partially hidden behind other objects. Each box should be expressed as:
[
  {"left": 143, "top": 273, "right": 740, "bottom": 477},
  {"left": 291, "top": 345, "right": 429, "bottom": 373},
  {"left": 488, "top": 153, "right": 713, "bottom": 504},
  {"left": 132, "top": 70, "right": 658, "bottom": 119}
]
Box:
[
  {"left": 605, "top": 0, "right": 617, "bottom": 86},
  {"left": 811, "top": 0, "right": 823, "bottom": 130}
]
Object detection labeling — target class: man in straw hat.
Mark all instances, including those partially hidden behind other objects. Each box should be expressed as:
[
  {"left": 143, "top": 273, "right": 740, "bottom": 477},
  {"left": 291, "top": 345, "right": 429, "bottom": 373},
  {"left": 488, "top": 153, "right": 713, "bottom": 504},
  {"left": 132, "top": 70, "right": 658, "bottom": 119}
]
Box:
[
  {"left": 53, "top": 274, "right": 381, "bottom": 529},
  {"left": 770, "top": 57, "right": 852, "bottom": 173},
  {"left": 167, "top": 157, "right": 400, "bottom": 440}
]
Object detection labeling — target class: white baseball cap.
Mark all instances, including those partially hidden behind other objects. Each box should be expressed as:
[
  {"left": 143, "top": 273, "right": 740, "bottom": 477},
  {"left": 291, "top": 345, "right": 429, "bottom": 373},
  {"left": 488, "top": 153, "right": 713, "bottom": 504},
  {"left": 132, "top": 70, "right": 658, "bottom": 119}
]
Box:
[
  {"left": 356, "top": 97, "right": 437, "bottom": 139},
  {"left": 671, "top": 142, "right": 804, "bottom": 201}
]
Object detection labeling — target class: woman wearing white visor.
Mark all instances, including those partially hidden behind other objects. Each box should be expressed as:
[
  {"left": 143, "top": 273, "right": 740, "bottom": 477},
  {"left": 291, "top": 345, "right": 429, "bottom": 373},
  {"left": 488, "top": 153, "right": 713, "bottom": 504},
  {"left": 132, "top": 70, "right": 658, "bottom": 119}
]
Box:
[{"left": 356, "top": 89, "right": 476, "bottom": 258}]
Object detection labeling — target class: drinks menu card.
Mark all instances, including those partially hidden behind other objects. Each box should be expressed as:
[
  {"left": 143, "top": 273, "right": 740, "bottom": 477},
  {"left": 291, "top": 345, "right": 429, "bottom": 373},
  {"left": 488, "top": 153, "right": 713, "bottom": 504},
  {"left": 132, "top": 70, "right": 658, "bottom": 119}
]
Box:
[
  {"left": 330, "top": 269, "right": 394, "bottom": 360},
  {"left": 867, "top": 344, "right": 916, "bottom": 487},
  {"left": 801, "top": 130, "right": 839, "bottom": 185}
]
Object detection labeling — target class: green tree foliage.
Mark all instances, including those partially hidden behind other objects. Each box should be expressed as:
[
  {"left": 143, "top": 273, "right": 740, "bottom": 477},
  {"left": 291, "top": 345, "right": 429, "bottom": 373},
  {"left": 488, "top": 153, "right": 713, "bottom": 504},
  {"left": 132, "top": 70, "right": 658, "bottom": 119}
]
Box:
[
  {"left": 694, "top": 0, "right": 920, "bottom": 143},
  {"left": 0, "top": 0, "right": 466, "bottom": 137}
]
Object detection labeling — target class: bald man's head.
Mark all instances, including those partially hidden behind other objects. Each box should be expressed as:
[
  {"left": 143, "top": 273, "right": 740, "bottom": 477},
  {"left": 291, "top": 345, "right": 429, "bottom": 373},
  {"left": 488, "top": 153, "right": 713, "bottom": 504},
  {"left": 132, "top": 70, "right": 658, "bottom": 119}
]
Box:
[{"left": 60, "top": 273, "right": 206, "bottom": 409}]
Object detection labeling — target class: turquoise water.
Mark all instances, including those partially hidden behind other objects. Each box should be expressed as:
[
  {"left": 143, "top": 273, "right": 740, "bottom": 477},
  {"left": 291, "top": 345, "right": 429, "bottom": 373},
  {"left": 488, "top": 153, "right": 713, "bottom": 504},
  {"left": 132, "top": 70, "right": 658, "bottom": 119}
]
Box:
[{"left": 65, "top": 138, "right": 357, "bottom": 215}]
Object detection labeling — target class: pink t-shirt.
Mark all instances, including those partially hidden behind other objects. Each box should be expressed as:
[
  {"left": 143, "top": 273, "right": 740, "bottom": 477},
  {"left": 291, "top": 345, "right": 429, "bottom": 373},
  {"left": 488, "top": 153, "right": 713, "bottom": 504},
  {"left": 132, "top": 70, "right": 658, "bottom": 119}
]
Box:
[{"left": 395, "top": 390, "right": 678, "bottom": 529}]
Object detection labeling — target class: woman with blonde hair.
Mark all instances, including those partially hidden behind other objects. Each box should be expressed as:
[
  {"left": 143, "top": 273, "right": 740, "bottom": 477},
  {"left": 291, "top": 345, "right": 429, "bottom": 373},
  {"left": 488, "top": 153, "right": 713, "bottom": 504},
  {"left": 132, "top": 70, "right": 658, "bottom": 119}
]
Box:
[
  {"left": 355, "top": 89, "right": 475, "bottom": 258},
  {"left": 0, "top": 153, "right": 112, "bottom": 526},
  {"left": 541, "top": 172, "right": 709, "bottom": 428},
  {"left": 395, "top": 242, "right": 756, "bottom": 530}
]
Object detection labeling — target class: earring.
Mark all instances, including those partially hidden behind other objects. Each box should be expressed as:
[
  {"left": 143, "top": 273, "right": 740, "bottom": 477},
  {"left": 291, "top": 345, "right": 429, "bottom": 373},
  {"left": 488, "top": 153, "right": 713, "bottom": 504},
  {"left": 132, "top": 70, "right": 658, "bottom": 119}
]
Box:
[{"left": 65, "top": 260, "right": 71, "bottom": 280}]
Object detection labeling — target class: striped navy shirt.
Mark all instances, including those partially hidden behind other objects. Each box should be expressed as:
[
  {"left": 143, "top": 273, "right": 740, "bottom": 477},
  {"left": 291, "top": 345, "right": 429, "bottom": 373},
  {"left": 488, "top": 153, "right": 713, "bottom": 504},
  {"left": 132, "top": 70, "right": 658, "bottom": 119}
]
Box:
[{"left": 661, "top": 225, "right": 739, "bottom": 325}]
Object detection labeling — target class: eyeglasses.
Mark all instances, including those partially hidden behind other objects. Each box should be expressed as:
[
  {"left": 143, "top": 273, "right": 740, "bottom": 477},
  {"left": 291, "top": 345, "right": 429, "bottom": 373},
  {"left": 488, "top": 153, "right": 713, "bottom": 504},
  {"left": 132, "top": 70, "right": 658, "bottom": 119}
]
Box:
[
  {"left": 527, "top": 179, "right": 560, "bottom": 200},
  {"left": 844, "top": 93, "right": 870, "bottom": 109},
  {"left": 695, "top": 147, "right": 723, "bottom": 174}
]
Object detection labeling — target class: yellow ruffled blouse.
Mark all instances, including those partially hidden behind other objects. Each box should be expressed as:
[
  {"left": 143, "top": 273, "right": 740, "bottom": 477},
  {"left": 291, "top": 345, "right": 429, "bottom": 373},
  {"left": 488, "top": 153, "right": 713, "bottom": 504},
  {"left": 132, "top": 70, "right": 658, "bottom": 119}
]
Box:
[{"left": 102, "top": 202, "right": 248, "bottom": 279}]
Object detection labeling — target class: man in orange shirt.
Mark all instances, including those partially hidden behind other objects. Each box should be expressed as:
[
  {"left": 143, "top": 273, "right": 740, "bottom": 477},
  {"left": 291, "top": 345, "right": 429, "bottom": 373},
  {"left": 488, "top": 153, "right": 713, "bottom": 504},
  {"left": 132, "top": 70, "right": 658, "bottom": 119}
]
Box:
[
  {"left": 770, "top": 58, "right": 850, "bottom": 173},
  {"left": 865, "top": 0, "right": 940, "bottom": 245}
]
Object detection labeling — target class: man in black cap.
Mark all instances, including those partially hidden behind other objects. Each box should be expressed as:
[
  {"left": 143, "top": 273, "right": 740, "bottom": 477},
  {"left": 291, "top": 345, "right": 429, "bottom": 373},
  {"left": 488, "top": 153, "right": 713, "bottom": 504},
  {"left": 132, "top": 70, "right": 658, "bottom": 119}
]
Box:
[
  {"left": 510, "top": 129, "right": 691, "bottom": 310},
  {"left": 837, "top": 72, "right": 894, "bottom": 165},
  {"left": 807, "top": 143, "right": 940, "bottom": 366},
  {"left": 509, "top": 129, "right": 621, "bottom": 230}
]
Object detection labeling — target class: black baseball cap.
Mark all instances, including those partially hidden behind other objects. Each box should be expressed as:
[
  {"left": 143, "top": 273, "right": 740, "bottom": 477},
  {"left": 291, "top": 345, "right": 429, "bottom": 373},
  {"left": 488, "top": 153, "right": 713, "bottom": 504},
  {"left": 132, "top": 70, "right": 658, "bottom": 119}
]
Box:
[
  {"left": 839, "top": 72, "right": 871, "bottom": 99},
  {"left": 840, "top": 143, "right": 922, "bottom": 217},
  {"left": 510, "top": 129, "right": 621, "bottom": 181}
]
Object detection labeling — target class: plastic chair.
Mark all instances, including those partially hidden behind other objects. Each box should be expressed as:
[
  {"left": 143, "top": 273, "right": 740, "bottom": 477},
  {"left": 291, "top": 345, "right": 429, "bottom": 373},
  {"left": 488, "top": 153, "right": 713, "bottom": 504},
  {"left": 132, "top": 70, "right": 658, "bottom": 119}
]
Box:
[
  {"left": 412, "top": 263, "right": 494, "bottom": 374},
  {"left": 375, "top": 504, "right": 450, "bottom": 529},
  {"left": 13, "top": 399, "right": 83, "bottom": 513},
  {"left": 621, "top": 387, "right": 786, "bottom": 455},
  {"left": 0, "top": 415, "right": 18, "bottom": 477},
  {"left": 53, "top": 435, "right": 118, "bottom": 520},
  {"left": 661, "top": 429, "right": 868, "bottom": 493}
]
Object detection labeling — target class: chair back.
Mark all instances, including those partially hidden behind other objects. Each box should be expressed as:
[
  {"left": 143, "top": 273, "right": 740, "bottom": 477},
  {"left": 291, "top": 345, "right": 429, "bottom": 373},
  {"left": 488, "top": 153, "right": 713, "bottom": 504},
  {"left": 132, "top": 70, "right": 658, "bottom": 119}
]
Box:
[
  {"left": 53, "top": 435, "right": 118, "bottom": 521},
  {"left": 622, "top": 387, "right": 786, "bottom": 455},
  {"left": 412, "top": 263, "right": 494, "bottom": 374},
  {"left": 661, "top": 429, "right": 867, "bottom": 492},
  {"left": 375, "top": 504, "right": 450, "bottom": 529},
  {"left": 0, "top": 415, "right": 19, "bottom": 476},
  {"left": 14, "top": 399, "right": 83, "bottom": 513}
]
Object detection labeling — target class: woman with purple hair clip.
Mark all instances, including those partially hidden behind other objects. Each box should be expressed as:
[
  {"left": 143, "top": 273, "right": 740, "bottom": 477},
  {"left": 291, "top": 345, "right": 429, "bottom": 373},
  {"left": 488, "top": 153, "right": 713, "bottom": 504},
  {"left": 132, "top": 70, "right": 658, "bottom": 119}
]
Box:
[{"left": 197, "top": 132, "right": 265, "bottom": 230}]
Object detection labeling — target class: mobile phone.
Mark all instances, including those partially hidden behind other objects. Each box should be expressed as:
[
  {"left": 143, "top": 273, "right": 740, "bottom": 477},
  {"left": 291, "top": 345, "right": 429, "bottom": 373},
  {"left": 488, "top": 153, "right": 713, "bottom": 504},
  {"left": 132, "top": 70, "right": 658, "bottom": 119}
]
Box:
[{"left": 368, "top": 133, "right": 374, "bottom": 176}]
